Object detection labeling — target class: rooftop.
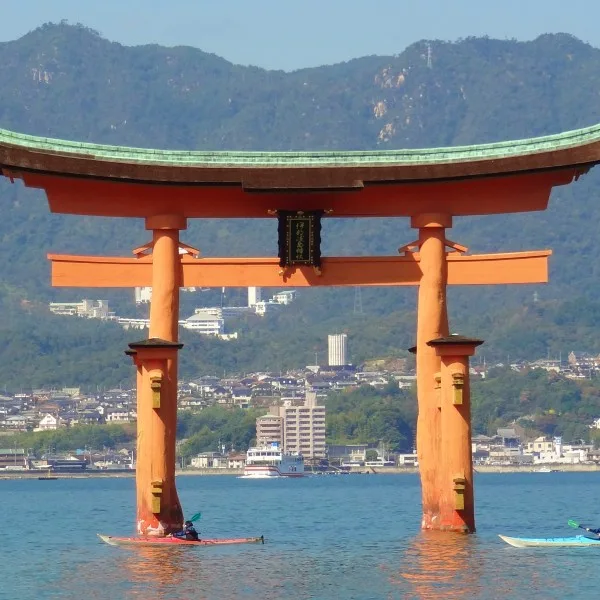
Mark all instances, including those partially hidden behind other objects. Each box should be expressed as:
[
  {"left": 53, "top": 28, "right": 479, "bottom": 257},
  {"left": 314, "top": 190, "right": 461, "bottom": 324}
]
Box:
[
  {"left": 2, "top": 123, "right": 600, "bottom": 187},
  {"left": 1, "top": 123, "right": 600, "bottom": 167}
]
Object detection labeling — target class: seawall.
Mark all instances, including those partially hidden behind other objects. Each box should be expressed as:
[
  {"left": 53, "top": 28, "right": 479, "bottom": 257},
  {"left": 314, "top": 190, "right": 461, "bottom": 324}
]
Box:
[{"left": 1, "top": 464, "right": 599, "bottom": 480}]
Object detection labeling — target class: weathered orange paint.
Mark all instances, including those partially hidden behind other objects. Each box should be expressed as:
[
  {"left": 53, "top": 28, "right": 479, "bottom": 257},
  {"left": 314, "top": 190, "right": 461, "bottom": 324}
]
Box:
[
  {"left": 147, "top": 222, "right": 184, "bottom": 341},
  {"left": 129, "top": 352, "right": 145, "bottom": 529},
  {"left": 128, "top": 217, "right": 186, "bottom": 536},
  {"left": 20, "top": 169, "right": 575, "bottom": 218},
  {"left": 129, "top": 343, "right": 183, "bottom": 536},
  {"left": 429, "top": 339, "right": 482, "bottom": 533},
  {"left": 414, "top": 215, "right": 450, "bottom": 530},
  {"left": 47, "top": 251, "right": 551, "bottom": 288}
]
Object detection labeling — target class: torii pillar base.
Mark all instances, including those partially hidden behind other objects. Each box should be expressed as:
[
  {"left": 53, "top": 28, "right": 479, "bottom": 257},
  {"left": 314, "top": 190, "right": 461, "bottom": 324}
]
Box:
[
  {"left": 427, "top": 335, "right": 483, "bottom": 533},
  {"left": 127, "top": 338, "right": 184, "bottom": 536}
]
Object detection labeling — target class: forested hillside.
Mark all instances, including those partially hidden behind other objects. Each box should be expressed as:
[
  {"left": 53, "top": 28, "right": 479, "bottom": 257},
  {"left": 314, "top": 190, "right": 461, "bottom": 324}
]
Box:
[{"left": 1, "top": 23, "right": 600, "bottom": 387}]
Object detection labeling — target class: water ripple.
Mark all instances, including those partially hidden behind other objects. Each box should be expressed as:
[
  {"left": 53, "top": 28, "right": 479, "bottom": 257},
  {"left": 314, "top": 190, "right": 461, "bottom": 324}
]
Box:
[{"left": 3, "top": 472, "right": 600, "bottom": 599}]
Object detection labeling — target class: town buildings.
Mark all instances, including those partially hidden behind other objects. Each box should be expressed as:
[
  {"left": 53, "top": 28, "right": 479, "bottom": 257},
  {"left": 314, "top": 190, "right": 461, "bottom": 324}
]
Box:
[
  {"left": 256, "top": 391, "right": 326, "bottom": 460},
  {"left": 471, "top": 430, "right": 594, "bottom": 466},
  {"left": 6, "top": 334, "right": 600, "bottom": 471},
  {"left": 49, "top": 299, "right": 111, "bottom": 319},
  {"left": 52, "top": 286, "right": 298, "bottom": 338}
]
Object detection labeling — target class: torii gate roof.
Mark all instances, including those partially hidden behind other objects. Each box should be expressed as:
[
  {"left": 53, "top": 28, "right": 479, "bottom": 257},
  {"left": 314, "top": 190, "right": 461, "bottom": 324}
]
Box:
[{"left": 1, "top": 124, "right": 600, "bottom": 217}]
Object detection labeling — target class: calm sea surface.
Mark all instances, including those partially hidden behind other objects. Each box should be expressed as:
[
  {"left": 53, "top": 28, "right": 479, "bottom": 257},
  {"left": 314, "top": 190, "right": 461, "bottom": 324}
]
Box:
[{"left": 3, "top": 471, "right": 600, "bottom": 599}]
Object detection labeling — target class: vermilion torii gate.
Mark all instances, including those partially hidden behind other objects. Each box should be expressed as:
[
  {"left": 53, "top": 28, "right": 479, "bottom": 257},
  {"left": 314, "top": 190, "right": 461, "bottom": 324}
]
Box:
[{"left": 2, "top": 124, "right": 600, "bottom": 535}]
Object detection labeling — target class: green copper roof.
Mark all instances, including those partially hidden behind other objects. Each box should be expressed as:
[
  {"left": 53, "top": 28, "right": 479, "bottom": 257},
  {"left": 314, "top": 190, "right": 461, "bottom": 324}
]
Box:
[{"left": 2, "top": 123, "right": 600, "bottom": 167}]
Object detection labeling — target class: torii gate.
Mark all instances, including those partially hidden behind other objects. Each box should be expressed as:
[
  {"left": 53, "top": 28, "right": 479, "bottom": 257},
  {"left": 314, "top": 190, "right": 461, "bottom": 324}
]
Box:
[{"left": 2, "top": 123, "right": 600, "bottom": 535}]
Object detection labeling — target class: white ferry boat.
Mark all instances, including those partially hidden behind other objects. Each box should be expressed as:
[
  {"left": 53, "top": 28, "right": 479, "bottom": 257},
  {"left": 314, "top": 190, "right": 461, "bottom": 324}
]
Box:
[{"left": 243, "top": 443, "right": 305, "bottom": 478}]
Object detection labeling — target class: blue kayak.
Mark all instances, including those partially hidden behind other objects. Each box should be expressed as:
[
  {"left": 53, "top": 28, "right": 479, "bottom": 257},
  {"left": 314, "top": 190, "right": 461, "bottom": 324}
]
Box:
[{"left": 499, "top": 534, "right": 600, "bottom": 547}]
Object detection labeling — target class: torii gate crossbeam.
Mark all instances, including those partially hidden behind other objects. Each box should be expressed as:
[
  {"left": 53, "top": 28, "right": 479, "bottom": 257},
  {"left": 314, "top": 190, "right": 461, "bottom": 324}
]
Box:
[{"left": 48, "top": 251, "right": 551, "bottom": 288}]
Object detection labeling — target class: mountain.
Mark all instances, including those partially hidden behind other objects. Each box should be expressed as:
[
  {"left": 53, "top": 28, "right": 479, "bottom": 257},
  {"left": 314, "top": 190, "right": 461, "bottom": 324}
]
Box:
[{"left": 2, "top": 23, "right": 600, "bottom": 387}]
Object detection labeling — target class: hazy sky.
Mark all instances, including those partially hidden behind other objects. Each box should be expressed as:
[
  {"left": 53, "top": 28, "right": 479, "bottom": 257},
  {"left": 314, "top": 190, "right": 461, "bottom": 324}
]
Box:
[{"left": 1, "top": 1, "right": 599, "bottom": 71}]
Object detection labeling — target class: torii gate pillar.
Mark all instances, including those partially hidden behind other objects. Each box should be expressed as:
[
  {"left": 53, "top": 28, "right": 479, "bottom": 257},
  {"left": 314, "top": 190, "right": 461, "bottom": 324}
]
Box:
[
  {"left": 428, "top": 335, "right": 483, "bottom": 533},
  {"left": 412, "top": 214, "right": 450, "bottom": 530},
  {"left": 146, "top": 214, "right": 186, "bottom": 343},
  {"left": 128, "top": 214, "right": 187, "bottom": 536},
  {"left": 127, "top": 339, "right": 184, "bottom": 536}
]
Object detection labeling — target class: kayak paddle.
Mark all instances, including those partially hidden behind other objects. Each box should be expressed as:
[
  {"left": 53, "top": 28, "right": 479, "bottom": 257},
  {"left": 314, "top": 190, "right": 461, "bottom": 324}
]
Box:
[
  {"left": 189, "top": 512, "right": 202, "bottom": 523},
  {"left": 568, "top": 519, "right": 600, "bottom": 537}
]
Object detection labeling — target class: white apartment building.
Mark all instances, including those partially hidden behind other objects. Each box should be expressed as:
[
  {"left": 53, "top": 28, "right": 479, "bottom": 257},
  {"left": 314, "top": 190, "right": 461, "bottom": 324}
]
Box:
[
  {"left": 328, "top": 333, "right": 348, "bottom": 366},
  {"left": 248, "top": 287, "right": 262, "bottom": 307},
  {"left": 258, "top": 392, "right": 326, "bottom": 460},
  {"left": 181, "top": 310, "right": 224, "bottom": 336}
]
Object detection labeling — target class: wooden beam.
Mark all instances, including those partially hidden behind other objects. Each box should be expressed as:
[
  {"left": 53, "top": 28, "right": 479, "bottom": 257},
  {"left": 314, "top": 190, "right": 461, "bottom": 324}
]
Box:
[
  {"left": 48, "top": 250, "right": 551, "bottom": 288},
  {"left": 22, "top": 170, "right": 573, "bottom": 218}
]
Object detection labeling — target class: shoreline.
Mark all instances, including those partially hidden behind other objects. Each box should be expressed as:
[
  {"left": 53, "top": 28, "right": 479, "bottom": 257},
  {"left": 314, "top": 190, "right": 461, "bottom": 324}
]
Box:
[{"left": 1, "top": 464, "right": 600, "bottom": 480}]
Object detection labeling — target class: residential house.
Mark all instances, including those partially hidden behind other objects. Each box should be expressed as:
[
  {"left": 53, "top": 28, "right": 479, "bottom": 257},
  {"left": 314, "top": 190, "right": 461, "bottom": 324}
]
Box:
[
  {"left": 106, "top": 408, "right": 136, "bottom": 423},
  {"left": 35, "top": 413, "right": 63, "bottom": 431},
  {"left": 526, "top": 437, "right": 554, "bottom": 454},
  {"left": 497, "top": 428, "right": 520, "bottom": 448},
  {"left": 396, "top": 453, "right": 418, "bottom": 467},
  {"left": 190, "top": 452, "right": 227, "bottom": 468},
  {"left": 179, "top": 396, "right": 208, "bottom": 409},
  {"left": 1, "top": 415, "right": 29, "bottom": 431},
  {"left": 227, "top": 453, "right": 246, "bottom": 469}
]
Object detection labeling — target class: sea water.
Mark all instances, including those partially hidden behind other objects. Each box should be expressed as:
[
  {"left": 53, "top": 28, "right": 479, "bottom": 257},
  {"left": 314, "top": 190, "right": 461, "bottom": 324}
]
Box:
[{"left": 3, "top": 471, "right": 600, "bottom": 599}]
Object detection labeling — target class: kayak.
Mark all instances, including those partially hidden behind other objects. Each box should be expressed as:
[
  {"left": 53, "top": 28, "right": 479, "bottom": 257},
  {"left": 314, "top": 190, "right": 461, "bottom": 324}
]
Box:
[
  {"left": 499, "top": 534, "right": 600, "bottom": 548},
  {"left": 98, "top": 533, "right": 264, "bottom": 547}
]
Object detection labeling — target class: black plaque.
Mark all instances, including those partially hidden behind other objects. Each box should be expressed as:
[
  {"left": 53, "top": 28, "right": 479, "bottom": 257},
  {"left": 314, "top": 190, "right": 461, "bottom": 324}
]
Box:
[{"left": 277, "top": 210, "right": 322, "bottom": 269}]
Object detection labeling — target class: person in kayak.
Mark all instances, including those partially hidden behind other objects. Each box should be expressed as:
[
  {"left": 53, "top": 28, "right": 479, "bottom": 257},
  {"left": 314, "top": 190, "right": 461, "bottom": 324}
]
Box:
[{"left": 173, "top": 520, "right": 199, "bottom": 541}]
